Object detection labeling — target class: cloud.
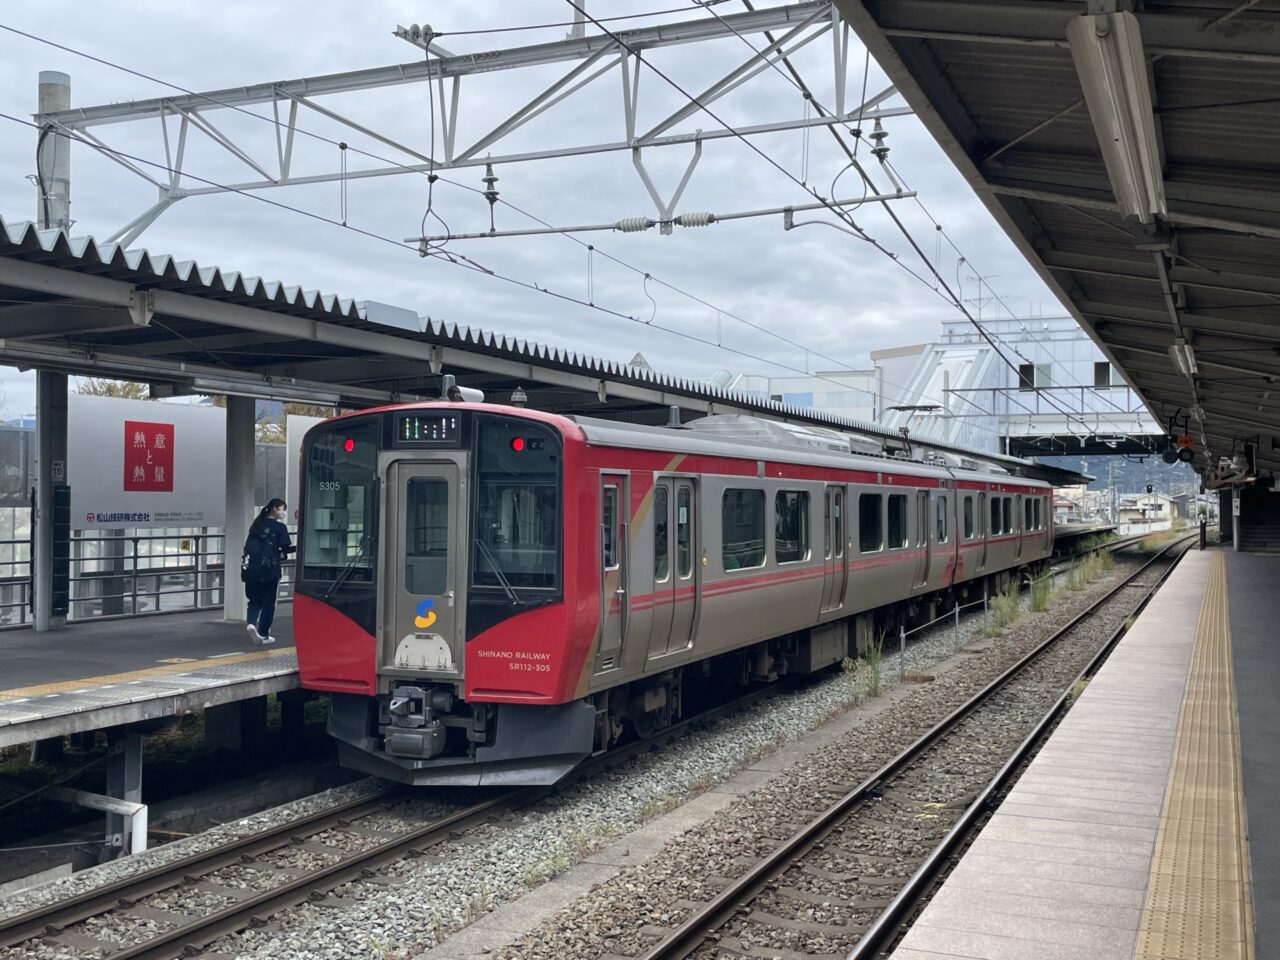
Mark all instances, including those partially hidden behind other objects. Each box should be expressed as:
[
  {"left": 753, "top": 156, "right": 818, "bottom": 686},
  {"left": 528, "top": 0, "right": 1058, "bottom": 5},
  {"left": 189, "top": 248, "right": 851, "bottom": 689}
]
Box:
[{"left": 0, "top": 0, "right": 1062, "bottom": 419}]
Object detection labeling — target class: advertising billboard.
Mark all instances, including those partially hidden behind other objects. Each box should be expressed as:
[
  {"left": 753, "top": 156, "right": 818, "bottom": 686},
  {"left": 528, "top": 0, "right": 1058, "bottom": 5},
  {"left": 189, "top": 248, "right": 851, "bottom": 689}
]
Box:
[{"left": 69, "top": 394, "right": 226, "bottom": 530}]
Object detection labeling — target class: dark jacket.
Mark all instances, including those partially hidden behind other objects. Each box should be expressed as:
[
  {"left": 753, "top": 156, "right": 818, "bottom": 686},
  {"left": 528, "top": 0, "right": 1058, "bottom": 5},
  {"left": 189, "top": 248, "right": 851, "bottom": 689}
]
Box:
[{"left": 242, "top": 516, "right": 293, "bottom": 583}]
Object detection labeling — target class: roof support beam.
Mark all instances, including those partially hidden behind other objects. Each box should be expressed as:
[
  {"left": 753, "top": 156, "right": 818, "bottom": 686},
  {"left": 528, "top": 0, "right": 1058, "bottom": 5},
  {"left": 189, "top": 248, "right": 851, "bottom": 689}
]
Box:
[
  {"left": 40, "top": 3, "right": 834, "bottom": 128},
  {"left": 869, "top": 0, "right": 1280, "bottom": 63},
  {"left": 987, "top": 181, "right": 1280, "bottom": 241}
]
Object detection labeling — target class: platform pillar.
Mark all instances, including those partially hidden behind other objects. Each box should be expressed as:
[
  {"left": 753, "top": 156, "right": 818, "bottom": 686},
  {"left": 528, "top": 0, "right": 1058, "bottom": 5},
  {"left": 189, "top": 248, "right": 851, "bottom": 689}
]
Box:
[
  {"left": 279, "top": 689, "right": 308, "bottom": 759},
  {"left": 33, "top": 371, "right": 69, "bottom": 632},
  {"left": 103, "top": 728, "right": 142, "bottom": 859},
  {"left": 36, "top": 71, "right": 71, "bottom": 231},
  {"left": 204, "top": 696, "right": 268, "bottom": 754},
  {"left": 222, "top": 395, "right": 255, "bottom": 621}
]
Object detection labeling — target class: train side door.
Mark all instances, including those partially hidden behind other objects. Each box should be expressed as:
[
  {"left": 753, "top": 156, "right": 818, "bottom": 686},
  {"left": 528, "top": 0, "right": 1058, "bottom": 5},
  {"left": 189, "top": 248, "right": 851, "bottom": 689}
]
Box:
[
  {"left": 384, "top": 460, "right": 465, "bottom": 678},
  {"left": 914, "top": 489, "right": 930, "bottom": 588},
  {"left": 597, "top": 474, "right": 629, "bottom": 667},
  {"left": 647, "top": 478, "right": 676, "bottom": 660},
  {"left": 666, "top": 479, "right": 698, "bottom": 654},
  {"left": 820, "top": 485, "right": 847, "bottom": 613},
  {"left": 977, "top": 496, "right": 988, "bottom": 570},
  {"left": 1014, "top": 494, "right": 1025, "bottom": 561}
]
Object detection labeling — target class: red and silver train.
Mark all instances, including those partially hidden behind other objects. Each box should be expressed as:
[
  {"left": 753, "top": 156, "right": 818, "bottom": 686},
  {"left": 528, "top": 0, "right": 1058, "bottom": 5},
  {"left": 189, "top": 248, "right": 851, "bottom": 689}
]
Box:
[{"left": 295, "top": 402, "right": 1053, "bottom": 786}]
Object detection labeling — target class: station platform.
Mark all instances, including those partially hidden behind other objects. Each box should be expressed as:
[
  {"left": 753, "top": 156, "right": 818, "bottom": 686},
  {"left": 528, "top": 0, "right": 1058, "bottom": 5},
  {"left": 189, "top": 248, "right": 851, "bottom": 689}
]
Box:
[
  {"left": 0, "top": 609, "right": 297, "bottom": 749},
  {"left": 894, "top": 547, "right": 1270, "bottom": 960}
]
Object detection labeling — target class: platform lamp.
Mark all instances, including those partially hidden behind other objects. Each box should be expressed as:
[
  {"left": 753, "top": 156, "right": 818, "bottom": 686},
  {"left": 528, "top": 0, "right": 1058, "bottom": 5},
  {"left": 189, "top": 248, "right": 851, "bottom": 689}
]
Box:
[{"left": 1067, "top": 11, "right": 1167, "bottom": 223}]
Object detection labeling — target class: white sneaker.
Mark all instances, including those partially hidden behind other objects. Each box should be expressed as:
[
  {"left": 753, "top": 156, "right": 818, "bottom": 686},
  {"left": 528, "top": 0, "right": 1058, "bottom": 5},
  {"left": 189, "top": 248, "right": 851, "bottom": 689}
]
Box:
[
  {"left": 247, "top": 624, "right": 262, "bottom": 644},
  {"left": 261, "top": 634, "right": 276, "bottom": 645}
]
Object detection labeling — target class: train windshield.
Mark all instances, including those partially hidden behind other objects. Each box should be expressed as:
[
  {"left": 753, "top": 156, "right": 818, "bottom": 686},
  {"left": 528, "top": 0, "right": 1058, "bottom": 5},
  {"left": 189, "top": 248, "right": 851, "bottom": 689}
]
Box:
[
  {"left": 472, "top": 417, "right": 561, "bottom": 591},
  {"left": 301, "top": 420, "right": 379, "bottom": 583}
]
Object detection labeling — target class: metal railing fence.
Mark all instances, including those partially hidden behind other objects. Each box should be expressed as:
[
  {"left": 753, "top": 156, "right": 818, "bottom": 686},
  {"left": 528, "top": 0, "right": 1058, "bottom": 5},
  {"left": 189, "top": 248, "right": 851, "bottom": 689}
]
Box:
[{"left": 0, "top": 528, "right": 294, "bottom": 628}]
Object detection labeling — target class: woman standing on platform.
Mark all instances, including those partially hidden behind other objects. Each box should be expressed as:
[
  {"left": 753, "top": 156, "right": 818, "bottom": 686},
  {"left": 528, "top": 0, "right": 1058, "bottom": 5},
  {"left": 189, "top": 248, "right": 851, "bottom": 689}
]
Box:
[{"left": 241, "top": 498, "right": 294, "bottom": 644}]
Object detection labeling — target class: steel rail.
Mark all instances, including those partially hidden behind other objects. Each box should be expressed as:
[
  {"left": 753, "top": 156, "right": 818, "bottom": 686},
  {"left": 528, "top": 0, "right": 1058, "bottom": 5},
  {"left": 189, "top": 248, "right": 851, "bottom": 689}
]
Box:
[
  {"left": 0, "top": 788, "right": 403, "bottom": 948},
  {"left": 637, "top": 533, "right": 1196, "bottom": 960},
  {"left": 0, "top": 680, "right": 781, "bottom": 958},
  {"left": 846, "top": 534, "right": 1194, "bottom": 959}
]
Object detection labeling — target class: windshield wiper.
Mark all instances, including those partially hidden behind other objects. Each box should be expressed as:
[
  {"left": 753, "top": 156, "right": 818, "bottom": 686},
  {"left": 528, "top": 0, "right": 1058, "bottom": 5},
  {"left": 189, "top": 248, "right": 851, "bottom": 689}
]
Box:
[
  {"left": 324, "top": 533, "right": 374, "bottom": 600},
  {"left": 474, "top": 538, "right": 524, "bottom": 606}
]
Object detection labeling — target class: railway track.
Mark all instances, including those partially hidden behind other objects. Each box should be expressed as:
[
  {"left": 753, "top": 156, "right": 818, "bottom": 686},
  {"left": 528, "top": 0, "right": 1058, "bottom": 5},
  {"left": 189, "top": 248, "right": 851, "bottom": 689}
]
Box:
[
  {"left": 635, "top": 534, "right": 1197, "bottom": 960},
  {"left": 0, "top": 684, "right": 783, "bottom": 960}
]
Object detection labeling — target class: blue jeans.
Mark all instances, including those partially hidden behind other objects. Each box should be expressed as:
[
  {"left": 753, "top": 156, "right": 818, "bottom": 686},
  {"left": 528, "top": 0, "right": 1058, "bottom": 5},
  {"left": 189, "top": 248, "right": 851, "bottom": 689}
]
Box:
[{"left": 245, "top": 580, "right": 279, "bottom": 637}]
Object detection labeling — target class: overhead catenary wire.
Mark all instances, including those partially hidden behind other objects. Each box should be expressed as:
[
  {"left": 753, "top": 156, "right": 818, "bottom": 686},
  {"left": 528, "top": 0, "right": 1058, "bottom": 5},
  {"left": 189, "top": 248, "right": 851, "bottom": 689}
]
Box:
[
  {"left": 1, "top": 111, "right": 1004, "bottom": 436},
  {"left": 432, "top": 1, "right": 734, "bottom": 37},
  {"left": 1, "top": 20, "right": 918, "bottom": 415},
  {"left": 693, "top": 0, "right": 1112, "bottom": 440},
  {"left": 4, "top": 22, "right": 997, "bottom": 434}
]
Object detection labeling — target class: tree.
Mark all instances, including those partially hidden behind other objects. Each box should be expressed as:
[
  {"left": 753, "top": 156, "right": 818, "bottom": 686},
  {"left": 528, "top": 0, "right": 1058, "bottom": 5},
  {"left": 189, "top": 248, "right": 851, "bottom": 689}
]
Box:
[{"left": 74, "top": 377, "right": 148, "bottom": 399}]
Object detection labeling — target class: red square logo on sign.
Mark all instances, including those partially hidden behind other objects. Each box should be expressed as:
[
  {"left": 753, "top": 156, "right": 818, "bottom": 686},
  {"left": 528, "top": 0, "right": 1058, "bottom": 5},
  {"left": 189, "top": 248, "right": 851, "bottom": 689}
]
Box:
[{"left": 123, "top": 421, "right": 175, "bottom": 492}]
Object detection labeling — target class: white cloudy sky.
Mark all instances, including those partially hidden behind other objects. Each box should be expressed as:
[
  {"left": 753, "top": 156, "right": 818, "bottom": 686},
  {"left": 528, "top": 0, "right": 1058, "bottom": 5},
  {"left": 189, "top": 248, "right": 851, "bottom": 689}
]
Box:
[{"left": 0, "top": 0, "right": 1063, "bottom": 417}]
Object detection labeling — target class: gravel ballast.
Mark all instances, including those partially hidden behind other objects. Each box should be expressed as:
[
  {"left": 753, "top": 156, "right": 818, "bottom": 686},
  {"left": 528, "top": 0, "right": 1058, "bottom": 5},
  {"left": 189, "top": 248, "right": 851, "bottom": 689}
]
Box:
[{"left": 0, "top": 549, "right": 1164, "bottom": 960}]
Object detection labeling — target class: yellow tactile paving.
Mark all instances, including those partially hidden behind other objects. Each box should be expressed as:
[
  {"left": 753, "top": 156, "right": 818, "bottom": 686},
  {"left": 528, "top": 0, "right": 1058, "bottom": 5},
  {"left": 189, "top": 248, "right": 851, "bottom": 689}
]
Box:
[
  {"left": 0, "top": 648, "right": 293, "bottom": 703},
  {"left": 1136, "top": 551, "right": 1255, "bottom": 960}
]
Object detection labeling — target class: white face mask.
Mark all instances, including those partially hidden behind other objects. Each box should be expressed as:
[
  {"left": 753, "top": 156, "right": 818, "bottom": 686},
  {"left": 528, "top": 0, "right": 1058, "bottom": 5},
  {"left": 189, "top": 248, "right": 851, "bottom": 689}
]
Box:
[{"left": 273, "top": 506, "right": 286, "bottom": 520}]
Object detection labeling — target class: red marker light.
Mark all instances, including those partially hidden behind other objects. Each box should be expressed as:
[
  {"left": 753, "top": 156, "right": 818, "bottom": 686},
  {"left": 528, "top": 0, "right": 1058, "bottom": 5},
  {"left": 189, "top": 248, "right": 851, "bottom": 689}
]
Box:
[
  {"left": 343, "top": 438, "right": 355, "bottom": 452},
  {"left": 510, "top": 437, "right": 525, "bottom": 452}
]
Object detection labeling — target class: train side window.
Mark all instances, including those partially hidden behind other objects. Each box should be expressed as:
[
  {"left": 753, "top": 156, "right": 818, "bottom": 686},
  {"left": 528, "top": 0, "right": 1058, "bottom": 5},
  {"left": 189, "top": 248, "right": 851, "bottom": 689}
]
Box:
[
  {"left": 963, "top": 496, "right": 974, "bottom": 539},
  {"left": 775, "top": 491, "right": 810, "bottom": 564},
  {"left": 1035, "top": 497, "right": 1043, "bottom": 529},
  {"left": 1024, "top": 497, "right": 1033, "bottom": 531},
  {"left": 602, "top": 485, "right": 618, "bottom": 569},
  {"left": 677, "top": 487, "right": 693, "bottom": 578},
  {"left": 722, "top": 488, "right": 766, "bottom": 571},
  {"left": 1003, "top": 497, "right": 1013, "bottom": 533},
  {"left": 859, "top": 493, "right": 882, "bottom": 552},
  {"left": 654, "top": 485, "right": 669, "bottom": 581},
  {"left": 936, "top": 495, "right": 948, "bottom": 543},
  {"left": 990, "top": 496, "right": 1001, "bottom": 535},
  {"left": 888, "top": 494, "right": 908, "bottom": 549}
]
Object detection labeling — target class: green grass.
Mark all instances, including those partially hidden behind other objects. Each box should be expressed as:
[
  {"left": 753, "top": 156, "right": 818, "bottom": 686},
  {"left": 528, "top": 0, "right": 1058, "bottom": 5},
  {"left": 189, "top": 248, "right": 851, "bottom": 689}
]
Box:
[
  {"left": 987, "top": 583, "right": 1021, "bottom": 634},
  {"left": 1030, "top": 574, "right": 1051, "bottom": 612}
]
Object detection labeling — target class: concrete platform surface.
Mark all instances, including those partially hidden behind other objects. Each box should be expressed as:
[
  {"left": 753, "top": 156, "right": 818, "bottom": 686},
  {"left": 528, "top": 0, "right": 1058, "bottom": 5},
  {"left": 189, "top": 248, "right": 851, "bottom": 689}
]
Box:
[
  {"left": 894, "top": 548, "right": 1258, "bottom": 960},
  {"left": 0, "top": 608, "right": 297, "bottom": 748}
]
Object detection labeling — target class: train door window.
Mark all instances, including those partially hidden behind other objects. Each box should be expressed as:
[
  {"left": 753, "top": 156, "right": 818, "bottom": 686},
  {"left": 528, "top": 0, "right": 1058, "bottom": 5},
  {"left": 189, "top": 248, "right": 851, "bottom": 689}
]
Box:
[
  {"left": 1003, "top": 497, "right": 1013, "bottom": 533},
  {"left": 1035, "top": 497, "right": 1043, "bottom": 529},
  {"left": 990, "top": 496, "right": 1001, "bottom": 535},
  {"left": 602, "top": 485, "right": 619, "bottom": 570},
  {"left": 405, "top": 478, "right": 449, "bottom": 596},
  {"left": 824, "top": 494, "right": 832, "bottom": 560},
  {"left": 833, "top": 490, "right": 844, "bottom": 558},
  {"left": 887, "top": 494, "right": 908, "bottom": 549},
  {"left": 775, "top": 491, "right": 809, "bottom": 564},
  {"left": 677, "top": 487, "right": 693, "bottom": 579},
  {"left": 936, "top": 495, "right": 948, "bottom": 543},
  {"left": 1024, "top": 497, "right": 1034, "bottom": 531},
  {"left": 654, "top": 485, "right": 670, "bottom": 581},
  {"left": 722, "top": 489, "right": 765, "bottom": 570},
  {"left": 963, "top": 496, "right": 974, "bottom": 539},
  {"left": 859, "top": 493, "right": 882, "bottom": 553}
]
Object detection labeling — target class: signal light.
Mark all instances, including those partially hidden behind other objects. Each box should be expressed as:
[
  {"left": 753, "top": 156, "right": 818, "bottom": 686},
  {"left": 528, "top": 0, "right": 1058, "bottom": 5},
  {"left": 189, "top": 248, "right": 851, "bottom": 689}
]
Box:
[
  {"left": 343, "top": 438, "right": 355, "bottom": 452},
  {"left": 510, "top": 437, "right": 525, "bottom": 452}
]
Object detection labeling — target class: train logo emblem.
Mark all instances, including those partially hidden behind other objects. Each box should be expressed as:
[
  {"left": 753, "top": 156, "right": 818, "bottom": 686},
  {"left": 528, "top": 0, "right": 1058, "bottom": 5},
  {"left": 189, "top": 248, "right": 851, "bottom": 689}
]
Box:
[{"left": 414, "top": 599, "right": 437, "bottom": 629}]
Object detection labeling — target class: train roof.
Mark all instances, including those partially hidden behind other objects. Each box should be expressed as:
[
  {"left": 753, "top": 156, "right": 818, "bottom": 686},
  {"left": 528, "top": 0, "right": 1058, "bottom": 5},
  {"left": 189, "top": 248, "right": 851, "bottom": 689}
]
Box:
[{"left": 572, "top": 413, "right": 1050, "bottom": 488}]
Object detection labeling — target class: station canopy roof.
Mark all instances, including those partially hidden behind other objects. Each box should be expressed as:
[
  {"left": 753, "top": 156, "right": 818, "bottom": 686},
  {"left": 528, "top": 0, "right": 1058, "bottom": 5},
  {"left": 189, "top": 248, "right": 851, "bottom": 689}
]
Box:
[
  {"left": 0, "top": 215, "right": 1085, "bottom": 485},
  {"left": 838, "top": 0, "right": 1280, "bottom": 479}
]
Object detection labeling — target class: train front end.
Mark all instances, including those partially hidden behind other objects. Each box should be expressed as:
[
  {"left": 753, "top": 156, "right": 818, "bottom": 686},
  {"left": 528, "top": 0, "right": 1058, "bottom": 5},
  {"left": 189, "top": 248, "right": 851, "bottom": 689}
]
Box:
[{"left": 294, "top": 403, "right": 597, "bottom": 786}]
